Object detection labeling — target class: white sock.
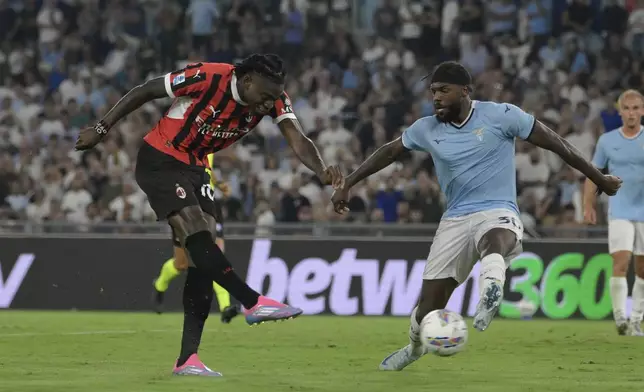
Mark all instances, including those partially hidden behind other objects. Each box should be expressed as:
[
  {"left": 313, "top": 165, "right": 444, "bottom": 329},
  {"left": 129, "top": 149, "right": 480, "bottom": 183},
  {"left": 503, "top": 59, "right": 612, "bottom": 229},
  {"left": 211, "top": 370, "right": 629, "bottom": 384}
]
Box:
[
  {"left": 408, "top": 307, "right": 425, "bottom": 355},
  {"left": 479, "top": 253, "right": 506, "bottom": 295},
  {"left": 610, "top": 276, "right": 628, "bottom": 323},
  {"left": 630, "top": 276, "right": 644, "bottom": 323}
]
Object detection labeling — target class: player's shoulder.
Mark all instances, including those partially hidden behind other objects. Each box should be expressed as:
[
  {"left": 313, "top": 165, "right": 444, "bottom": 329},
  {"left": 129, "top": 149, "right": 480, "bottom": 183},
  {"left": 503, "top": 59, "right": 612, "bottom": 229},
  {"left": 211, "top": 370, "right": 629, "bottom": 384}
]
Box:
[
  {"left": 475, "top": 100, "right": 521, "bottom": 117},
  {"left": 409, "top": 115, "right": 440, "bottom": 130},
  {"left": 198, "top": 62, "right": 234, "bottom": 75},
  {"left": 597, "top": 128, "right": 621, "bottom": 145}
]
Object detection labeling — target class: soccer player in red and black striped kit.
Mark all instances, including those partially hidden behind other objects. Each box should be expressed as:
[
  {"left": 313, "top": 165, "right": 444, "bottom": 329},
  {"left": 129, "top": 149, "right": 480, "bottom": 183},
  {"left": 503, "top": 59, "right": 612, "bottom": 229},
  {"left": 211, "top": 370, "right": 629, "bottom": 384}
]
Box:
[{"left": 74, "top": 54, "right": 345, "bottom": 376}]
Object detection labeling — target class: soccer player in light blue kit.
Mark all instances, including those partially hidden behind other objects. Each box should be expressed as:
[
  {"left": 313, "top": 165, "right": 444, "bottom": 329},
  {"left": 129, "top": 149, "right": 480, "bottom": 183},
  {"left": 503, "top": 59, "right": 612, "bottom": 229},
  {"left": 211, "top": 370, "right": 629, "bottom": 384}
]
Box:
[
  {"left": 331, "top": 61, "right": 622, "bottom": 371},
  {"left": 584, "top": 89, "right": 644, "bottom": 336}
]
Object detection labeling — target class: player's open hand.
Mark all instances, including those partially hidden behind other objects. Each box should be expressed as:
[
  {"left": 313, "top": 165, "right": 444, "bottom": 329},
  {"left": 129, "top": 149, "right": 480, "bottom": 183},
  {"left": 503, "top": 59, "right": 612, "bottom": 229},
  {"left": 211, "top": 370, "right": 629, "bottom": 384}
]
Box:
[
  {"left": 331, "top": 187, "right": 350, "bottom": 215},
  {"left": 321, "top": 165, "right": 345, "bottom": 190},
  {"left": 596, "top": 174, "right": 622, "bottom": 196},
  {"left": 75, "top": 127, "right": 103, "bottom": 151}
]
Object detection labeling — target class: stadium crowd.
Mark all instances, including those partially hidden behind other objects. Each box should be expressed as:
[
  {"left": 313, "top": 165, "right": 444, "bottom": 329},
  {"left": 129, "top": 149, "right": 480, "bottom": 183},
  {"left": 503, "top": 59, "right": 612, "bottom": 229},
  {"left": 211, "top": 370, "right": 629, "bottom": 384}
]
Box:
[{"left": 0, "top": 0, "right": 643, "bottom": 235}]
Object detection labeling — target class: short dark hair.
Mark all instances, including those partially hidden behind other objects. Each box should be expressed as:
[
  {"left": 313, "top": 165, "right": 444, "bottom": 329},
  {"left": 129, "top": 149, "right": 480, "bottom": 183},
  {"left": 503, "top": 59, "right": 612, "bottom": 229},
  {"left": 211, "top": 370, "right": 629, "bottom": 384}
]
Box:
[
  {"left": 425, "top": 61, "right": 472, "bottom": 87},
  {"left": 234, "top": 54, "right": 286, "bottom": 84}
]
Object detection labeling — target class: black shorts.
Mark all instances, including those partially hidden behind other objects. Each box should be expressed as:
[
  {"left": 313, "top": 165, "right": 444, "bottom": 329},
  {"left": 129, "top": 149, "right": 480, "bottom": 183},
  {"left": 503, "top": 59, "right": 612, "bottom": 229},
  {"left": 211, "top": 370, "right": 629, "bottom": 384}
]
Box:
[{"left": 135, "top": 142, "right": 218, "bottom": 222}]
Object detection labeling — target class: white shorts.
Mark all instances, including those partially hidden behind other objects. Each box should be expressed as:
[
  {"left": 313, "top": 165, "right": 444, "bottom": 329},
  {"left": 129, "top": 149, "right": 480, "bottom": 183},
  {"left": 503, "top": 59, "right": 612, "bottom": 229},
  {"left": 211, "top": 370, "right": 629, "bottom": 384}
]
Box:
[
  {"left": 608, "top": 220, "right": 644, "bottom": 255},
  {"left": 424, "top": 209, "right": 524, "bottom": 284}
]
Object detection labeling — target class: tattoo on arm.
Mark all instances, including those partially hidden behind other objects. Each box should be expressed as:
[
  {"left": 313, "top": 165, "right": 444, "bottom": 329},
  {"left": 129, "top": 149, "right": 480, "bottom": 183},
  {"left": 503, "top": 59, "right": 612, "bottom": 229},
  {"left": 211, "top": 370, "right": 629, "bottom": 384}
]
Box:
[
  {"left": 278, "top": 118, "right": 326, "bottom": 177},
  {"left": 526, "top": 120, "right": 604, "bottom": 184},
  {"left": 346, "top": 137, "right": 407, "bottom": 189},
  {"left": 101, "top": 77, "right": 168, "bottom": 129}
]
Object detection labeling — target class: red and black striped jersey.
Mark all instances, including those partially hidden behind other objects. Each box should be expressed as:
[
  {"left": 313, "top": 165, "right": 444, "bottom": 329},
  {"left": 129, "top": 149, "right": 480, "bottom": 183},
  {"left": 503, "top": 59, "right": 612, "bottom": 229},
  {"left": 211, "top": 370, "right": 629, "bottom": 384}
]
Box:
[{"left": 143, "top": 62, "right": 297, "bottom": 166}]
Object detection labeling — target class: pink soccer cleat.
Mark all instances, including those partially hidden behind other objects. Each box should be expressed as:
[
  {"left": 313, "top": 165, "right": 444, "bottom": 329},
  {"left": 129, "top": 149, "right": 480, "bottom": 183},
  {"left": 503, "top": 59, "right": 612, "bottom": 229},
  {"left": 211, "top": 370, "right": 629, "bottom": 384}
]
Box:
[
  {"left": 172, "top": 354, "right": 222, "bottom": 377},
  {"left": 244, "top": 296, "right": 303, "bottom": 326}
]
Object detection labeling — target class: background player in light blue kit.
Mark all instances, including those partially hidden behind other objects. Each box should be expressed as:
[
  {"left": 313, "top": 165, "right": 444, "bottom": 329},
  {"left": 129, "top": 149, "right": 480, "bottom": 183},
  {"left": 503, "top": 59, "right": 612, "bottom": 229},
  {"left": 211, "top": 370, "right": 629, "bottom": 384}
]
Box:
[
  {"left": 331, "top": 61, "right": 622, "bottom": 371},
  {"left": 584, "top": 90, "right": 644, "bottom": 336}
]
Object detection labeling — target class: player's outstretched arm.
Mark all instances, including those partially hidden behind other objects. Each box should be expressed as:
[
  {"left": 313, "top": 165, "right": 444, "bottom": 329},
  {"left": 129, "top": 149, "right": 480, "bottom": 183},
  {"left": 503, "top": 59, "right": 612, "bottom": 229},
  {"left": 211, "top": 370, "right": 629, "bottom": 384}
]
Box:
[
  {"left": 525, "top": 120, "right": 622, "bottom": 196},
  {"left": 101, "top": 77, "right": 169, "bottom": 129},
  {"left": 278, "top": 118, "right": 344, "bottom": 188},
  {"left": 75, "top": 77, "right": 168, "bottom": 150},
  {"left": 345, "top": 137, "right": 406, "bottom": 189},
  {"left": 331, "top": 137, "right": 406, "bottom": 214}
]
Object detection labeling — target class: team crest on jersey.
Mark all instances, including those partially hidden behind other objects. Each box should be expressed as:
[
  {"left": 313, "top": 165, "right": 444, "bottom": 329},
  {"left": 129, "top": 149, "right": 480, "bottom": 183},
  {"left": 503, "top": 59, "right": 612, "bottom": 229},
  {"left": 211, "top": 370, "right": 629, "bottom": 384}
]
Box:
[
  {"left": 172, "top": 73, "right": 186, "bottom": 86},
  {"left": 473, "top": 128, "right": 484, "bottom": 141},
  {"left": 176, "top": 184, "right": 186, "bottom": 199},
  {"left": 284, "top": 97, "right": 291, "bottom": 106}
]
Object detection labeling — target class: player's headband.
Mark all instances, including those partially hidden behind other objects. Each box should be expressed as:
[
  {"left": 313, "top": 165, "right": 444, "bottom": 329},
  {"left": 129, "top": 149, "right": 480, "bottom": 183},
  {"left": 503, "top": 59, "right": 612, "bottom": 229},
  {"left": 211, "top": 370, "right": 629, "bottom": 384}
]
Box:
[{"left": 426, "top": 66, "right": 473, "bottom": 88}]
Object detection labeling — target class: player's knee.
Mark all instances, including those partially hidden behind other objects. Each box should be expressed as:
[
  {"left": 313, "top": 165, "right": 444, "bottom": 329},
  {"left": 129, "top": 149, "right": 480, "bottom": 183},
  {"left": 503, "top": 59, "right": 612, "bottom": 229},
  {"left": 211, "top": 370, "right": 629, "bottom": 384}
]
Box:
[
  {"left": 612, "top": 251, "right": 631, "bottom": 276},
  {"left": 169, "top": 206, "right": 210, "bottom": 243},
  {"left": 634, "top": 256, "right": 644, "bottom": 278},
  {"left": 478, "top": 228, "right": 516, "bottom": 258}
]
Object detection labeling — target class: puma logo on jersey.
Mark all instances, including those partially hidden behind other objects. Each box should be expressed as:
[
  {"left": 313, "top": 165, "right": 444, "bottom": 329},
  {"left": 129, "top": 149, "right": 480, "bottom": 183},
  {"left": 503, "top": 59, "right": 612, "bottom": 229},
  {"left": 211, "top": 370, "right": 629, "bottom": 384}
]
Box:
[{"left": 208, "top": 105, "right": 221, "bottom": 118}]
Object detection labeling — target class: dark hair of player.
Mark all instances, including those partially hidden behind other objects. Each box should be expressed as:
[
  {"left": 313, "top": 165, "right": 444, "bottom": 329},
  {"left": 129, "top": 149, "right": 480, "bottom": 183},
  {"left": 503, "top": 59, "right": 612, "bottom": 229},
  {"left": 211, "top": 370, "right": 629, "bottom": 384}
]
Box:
[
  {"left": 234, "top": 54, "right": 286, "bottom": 85},
  {"left": 424, "top": 61, "right": 473, "bottom": 91}
]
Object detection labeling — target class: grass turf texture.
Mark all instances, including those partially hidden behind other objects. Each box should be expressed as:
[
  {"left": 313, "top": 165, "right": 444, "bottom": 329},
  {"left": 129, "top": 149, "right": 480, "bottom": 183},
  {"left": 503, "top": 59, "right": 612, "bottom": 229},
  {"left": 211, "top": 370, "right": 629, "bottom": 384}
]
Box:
[{"left": 0, "top": 311, "right": 642, "bottom": 392}]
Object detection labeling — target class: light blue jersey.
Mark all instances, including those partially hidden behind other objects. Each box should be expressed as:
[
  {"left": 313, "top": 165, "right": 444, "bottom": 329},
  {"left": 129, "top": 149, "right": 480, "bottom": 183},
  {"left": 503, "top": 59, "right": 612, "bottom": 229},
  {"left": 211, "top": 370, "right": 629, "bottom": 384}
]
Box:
[
  {"left": 592, "top": 126, "right": 644, "bottom": 222},
  {"left": 402, "top": 101, "right": 535, "bottom": 218}
]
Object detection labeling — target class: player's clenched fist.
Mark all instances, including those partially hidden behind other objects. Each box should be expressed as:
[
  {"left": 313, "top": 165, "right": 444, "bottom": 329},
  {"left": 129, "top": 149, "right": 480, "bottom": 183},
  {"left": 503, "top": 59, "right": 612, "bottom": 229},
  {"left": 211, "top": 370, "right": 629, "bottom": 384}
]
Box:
[
  {"left": 75, "top": 125, "right": 104, "bottom": 151},
  {"left": 596, "top": 174, "right": 622, "bottom": 196},
  {"left": 320, "top": 165, "right": 345, "bottom": 190},
  {"left": 331, "top": 187, "right": 350, "bottom": 214}
]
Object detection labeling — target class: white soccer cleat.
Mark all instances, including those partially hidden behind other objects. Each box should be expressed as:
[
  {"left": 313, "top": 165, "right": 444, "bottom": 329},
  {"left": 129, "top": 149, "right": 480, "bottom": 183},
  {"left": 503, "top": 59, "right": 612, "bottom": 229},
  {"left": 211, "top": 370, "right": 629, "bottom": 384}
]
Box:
[
  {"left": 473, "top": 278, "right": 503, "bottom": 332},
  {"left": 628, "top": 322, "right": 644, "bottom": 336},
  {"left": 379, "top": 345, "right": 425, "bottom": 371}
]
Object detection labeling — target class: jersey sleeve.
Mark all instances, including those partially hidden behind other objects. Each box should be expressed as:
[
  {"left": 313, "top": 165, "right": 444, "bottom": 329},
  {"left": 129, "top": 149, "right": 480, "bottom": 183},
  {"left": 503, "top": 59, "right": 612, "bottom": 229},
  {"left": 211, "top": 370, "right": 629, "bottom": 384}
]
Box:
[
  {"left": 592, "top": 137, "right": 608, "bottom": 170},
  {"left": 269, "top": 92, "right": 297, "bottom": 124},
  {"left": 501, "top": 103, "right": 536, "bottom": 140},
  {"left": 163, "top": 63, "right": 211, "bottom": 99},
  {"left": 401, "top": 118, "right": 427, "bottom": 151}
]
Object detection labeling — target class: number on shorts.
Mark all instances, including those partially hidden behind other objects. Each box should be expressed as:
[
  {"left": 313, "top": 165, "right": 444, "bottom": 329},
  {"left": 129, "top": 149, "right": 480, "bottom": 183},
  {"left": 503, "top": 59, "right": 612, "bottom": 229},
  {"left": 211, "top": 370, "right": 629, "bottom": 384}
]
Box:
[
  {"left": 201, "top": 184, "right": 215, "bottom": 201},
  {"left": 498, "top": 216, "right": 520, "bottom": 229}
]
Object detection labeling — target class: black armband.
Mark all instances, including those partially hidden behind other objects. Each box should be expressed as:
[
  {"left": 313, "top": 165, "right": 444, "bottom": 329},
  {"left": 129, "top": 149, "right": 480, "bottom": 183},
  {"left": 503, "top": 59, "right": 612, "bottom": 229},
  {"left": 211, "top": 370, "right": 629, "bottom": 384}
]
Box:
[{"left": 94, "top": 120, "right": 109, "bottom": 136}]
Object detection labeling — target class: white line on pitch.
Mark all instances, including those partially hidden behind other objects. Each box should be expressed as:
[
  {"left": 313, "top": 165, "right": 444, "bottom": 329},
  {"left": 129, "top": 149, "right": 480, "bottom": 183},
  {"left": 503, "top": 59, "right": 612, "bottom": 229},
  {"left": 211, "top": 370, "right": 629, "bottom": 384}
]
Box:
[{"left": 0, "top": 329, "right": 179, "bottom": 338}]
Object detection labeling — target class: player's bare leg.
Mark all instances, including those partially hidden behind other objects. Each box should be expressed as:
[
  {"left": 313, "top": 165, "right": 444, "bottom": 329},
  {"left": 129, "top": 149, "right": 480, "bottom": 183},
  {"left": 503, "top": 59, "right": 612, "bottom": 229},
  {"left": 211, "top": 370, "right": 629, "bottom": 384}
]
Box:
[
  {"left": 628, "top": 255, "right": 644, "bottom": 336},
  {"left": 379, "top": 278, "right": 458, "bottom": 371},
  {"left": 611, "top": 251, "right": 631, "bottom": 335},
  {"left": 473, "top": 228, "right": 517, "bottom": 331}
]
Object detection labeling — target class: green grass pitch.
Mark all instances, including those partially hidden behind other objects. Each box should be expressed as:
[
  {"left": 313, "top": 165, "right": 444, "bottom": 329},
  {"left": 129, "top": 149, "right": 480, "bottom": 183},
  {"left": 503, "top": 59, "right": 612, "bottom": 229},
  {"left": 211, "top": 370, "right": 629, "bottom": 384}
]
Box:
[{"left": 0, "top": 311, "right": 642, "bottom": 392}]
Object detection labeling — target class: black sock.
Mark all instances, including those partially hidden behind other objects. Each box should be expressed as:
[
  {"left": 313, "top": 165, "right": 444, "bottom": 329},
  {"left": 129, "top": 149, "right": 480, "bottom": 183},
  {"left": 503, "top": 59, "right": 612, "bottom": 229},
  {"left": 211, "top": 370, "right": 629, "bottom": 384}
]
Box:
[
  {"left": 185, "top": 231, "right": 260, "bottom": 309},
  {"left": 177, "top": 267, "right": 213, "bottom": 367}
]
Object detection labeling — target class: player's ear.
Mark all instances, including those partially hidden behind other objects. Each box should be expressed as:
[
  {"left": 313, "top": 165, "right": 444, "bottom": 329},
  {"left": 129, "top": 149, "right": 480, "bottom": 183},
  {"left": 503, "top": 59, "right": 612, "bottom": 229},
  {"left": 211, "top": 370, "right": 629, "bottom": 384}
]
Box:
[{"left": 241, "top": 73, "right": 253, "bottom": 89}]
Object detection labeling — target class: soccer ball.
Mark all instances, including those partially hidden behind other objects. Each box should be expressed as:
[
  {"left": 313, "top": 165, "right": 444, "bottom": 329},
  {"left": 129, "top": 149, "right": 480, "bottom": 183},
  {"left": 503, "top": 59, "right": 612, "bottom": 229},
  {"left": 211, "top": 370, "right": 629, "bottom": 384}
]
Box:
[{"left": 419, "top": 309, "right": 468, "bottom": 357}]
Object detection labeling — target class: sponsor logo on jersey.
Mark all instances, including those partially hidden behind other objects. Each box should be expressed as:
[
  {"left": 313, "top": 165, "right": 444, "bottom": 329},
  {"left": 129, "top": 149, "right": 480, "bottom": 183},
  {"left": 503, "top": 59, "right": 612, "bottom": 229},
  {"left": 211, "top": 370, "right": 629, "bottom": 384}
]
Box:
[{"left": 196, "top": 122, "right": 250, "bottom": 137}]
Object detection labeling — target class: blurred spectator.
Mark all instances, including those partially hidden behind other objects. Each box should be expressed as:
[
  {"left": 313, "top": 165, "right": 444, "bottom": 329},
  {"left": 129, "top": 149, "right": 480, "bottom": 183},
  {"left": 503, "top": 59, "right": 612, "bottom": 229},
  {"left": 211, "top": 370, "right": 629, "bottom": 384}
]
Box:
[{"left": 0, "top": 0, "right": 639, "bottom": 237}]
